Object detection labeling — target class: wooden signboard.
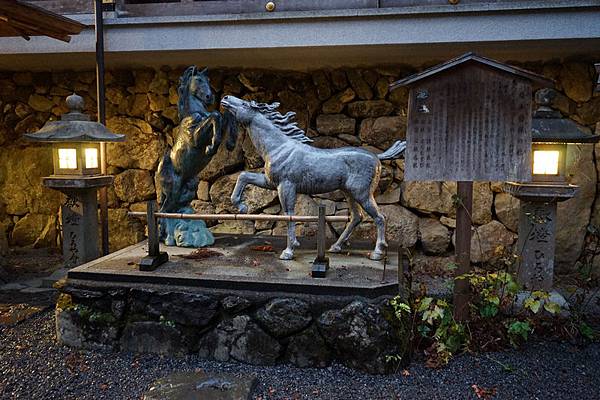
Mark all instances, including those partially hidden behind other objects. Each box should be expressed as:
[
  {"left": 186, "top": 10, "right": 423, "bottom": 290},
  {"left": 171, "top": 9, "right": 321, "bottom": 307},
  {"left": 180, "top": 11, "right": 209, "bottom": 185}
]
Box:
[
  {"left": 391, "top": 53, "right": 553, "bottom": 320},
  {"left": 405, "top": 65, "right": 532, "bottom": 182},
  {"left": 395, "top": 56, "right": 545, "bottom": 182}
]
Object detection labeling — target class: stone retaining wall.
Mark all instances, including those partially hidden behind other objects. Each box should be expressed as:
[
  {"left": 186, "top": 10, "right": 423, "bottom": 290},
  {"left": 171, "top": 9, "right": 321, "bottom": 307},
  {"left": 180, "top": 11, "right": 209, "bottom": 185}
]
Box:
[
  {"left": 1, "top": 61, "right": 599, "bottom": 271},
  {"left": 56, "top": 282, "right": 409, "bottom": 374}
]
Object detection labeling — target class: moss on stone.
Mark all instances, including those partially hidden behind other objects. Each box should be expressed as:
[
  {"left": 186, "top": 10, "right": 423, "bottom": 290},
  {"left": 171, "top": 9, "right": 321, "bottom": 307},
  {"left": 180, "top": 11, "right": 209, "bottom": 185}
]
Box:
[{"left": 55, "top": 293, "right": 74, "bottom": 312}]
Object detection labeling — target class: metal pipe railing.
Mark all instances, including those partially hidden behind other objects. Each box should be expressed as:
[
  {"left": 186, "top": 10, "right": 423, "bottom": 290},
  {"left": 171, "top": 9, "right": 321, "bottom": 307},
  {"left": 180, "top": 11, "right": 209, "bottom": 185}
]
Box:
[
  {"left": 128, "top": 211, "right": 350, "bottom": 223},
  {"left": 131, "top": 201, "right": 348, "bottom": 277}
]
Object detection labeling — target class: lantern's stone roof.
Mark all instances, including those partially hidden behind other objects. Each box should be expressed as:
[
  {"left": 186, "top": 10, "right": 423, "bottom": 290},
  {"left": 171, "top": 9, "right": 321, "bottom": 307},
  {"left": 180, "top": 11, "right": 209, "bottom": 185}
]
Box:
[
  {"left": 24, "top": 93, "right": 125, "bottom": 143},
  {"left": 532, "top": 112, "right": 599, "bottom": 144},
  {"left": 532, "top": 88, "right": 599, "bottom": 144},
  {"left": 390, "top": 52, "right": 554, "bottom": 90},
  {"left": 25, "top": 120, "right": 125, "bottom": 143}
]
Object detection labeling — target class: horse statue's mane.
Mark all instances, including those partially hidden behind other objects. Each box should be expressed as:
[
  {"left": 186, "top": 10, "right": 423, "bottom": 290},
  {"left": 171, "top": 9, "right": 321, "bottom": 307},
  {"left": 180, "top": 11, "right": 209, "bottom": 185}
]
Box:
[
  {"left": 249, "top": 101, "right": 313, "bottom": 144},
  {"left": 178, "top": 66, "right": 208, "bottom": 117}
]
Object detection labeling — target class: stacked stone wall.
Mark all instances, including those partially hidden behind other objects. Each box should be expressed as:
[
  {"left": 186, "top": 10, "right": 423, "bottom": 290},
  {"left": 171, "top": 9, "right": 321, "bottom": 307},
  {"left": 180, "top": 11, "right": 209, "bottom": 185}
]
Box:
[
  {"left": 0, "top": 60, "right": 598, "bottom": 271},
  {"left": 56, "top": 283, "right": 409, "bottom": 373}
]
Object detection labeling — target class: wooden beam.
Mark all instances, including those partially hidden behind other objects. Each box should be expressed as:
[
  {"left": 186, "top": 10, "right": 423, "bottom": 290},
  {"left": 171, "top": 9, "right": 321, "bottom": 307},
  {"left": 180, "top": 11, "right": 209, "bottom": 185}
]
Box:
[
  {"left": 453, "top": 180, "right": 473, "bottom": 321},
  {"left": 0, "top": 0, "right": 85, "bottom": 42},
  {"left": 1, "top": 16, "right": 71, "bottom": 42}
]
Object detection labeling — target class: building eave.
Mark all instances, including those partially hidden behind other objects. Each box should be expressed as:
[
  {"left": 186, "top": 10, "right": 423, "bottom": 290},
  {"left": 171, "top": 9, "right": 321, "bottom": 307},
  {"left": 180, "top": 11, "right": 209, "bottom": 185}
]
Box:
[{"left": 0, "top": 1, "right": 598, "bottom": 70}]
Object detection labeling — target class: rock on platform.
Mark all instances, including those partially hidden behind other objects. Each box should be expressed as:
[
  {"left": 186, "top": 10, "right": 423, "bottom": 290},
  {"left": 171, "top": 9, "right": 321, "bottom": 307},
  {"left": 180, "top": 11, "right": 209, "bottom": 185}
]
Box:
[{"left": 143, "top": 371, "right": 257, "bottom": 400}]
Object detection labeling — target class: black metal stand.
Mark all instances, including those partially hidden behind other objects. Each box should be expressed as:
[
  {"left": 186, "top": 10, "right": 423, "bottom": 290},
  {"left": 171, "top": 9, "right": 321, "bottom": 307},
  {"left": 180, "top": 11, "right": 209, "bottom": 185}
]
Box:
[
  {"left": 311, "top": 204, "right": 329, "bottom": 278},
  {"left": 139, "top": 201, "right": 168, "bottom": 271},
  {"left": 94, "top": 0, "right": 110, "bottom": 257}
]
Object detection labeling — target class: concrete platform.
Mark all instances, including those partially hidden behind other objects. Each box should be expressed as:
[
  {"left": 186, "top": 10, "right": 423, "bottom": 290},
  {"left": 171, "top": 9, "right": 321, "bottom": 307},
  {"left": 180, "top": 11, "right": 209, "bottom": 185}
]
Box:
[{"left": 68, "top": 235, "right": 400, "bottom": 298}]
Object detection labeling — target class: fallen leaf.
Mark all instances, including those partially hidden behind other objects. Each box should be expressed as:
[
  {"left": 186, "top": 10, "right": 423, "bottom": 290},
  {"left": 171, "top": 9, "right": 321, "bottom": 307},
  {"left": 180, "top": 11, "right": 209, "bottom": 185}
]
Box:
[
  {"left": 250, "top": 245, "right": 274, "bottom": 252},
  {"left": 181, "top": 248, "right": 223, "bottom": 259},
  {"left": 402, "top": 369, "right": 410, "bottom": 376},
  {"left": 65, "top": 352, "right": 89, "bottom": 374},
  {"left": 472, "top": 384, "right": 497, "bottom": 399},
  {"left": 99, "top": 383, "right": 109, "bottom": 391}
]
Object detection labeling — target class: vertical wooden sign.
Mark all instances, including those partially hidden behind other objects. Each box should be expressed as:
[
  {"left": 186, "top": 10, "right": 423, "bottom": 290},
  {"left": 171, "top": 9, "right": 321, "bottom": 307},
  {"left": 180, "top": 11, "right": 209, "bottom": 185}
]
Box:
[{"left": 391, "top": 53, "right": 552, "bottom": 320}]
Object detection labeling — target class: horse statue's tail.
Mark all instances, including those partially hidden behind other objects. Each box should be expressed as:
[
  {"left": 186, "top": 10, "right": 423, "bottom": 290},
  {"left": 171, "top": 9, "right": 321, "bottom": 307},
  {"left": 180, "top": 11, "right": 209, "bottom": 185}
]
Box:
[{"left": 377, "top": 140, "right": 407, "bottom": 160}]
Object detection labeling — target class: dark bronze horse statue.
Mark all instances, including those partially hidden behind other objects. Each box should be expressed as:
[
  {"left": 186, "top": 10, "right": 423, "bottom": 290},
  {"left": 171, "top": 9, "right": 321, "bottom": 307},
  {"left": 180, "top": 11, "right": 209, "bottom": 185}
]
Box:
[{"left": 156, "top": 66, "right": 235, "bottom": 247}]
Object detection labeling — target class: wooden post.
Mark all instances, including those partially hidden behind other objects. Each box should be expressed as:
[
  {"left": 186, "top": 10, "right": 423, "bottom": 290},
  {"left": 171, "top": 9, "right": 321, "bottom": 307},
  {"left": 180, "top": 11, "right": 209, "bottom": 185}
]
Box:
[
  {"left": 311, "top": 204, "right": 329, "bottom": 278},
  {"left": 397, "top": 247, "right": 412, "bottom": 302},
  {"left": 453, "top": 180, "right": 473, "bottom": 321}
]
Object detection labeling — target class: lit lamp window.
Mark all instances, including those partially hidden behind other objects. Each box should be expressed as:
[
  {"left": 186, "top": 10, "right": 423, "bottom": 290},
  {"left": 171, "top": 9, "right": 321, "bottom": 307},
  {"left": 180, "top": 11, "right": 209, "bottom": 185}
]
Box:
[
  {"left": 532, "top": 150, "right": 559, "bottom": 175},
  {"left": 58, "top": 148, "right": 78, "bottom": 170},
  {"left": 52, "top": 143, "right": 102, "bottom": 176},
  {"left": 84, "top": 147, "right": 99, "bottom": 169},
  {"left": 531, "top": 143, "right": 566, "bottom": 182}
]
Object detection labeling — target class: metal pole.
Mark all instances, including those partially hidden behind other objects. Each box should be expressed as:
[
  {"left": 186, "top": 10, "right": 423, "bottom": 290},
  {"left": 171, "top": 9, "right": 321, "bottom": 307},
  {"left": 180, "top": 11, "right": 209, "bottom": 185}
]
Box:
[
  {"left": 453, "top": 180, "right": 473, "bottom": 321},
  {"left": 139, "top": 201, "right": 169, "bottom": 271},
  {"left": 146, "top": 201, "right": 159, "bottom": 258},
  {"left": 316, "top": 204, "right": 326, "bottom": 261},
  {"left": 94, "top": 0, "right": 109, "bottom": 256},
  {"left": 127, "top": 211, "right": 350, "bottom": 223},
  {"left": 311, "top": 204, "right": 330, "bottom": 278}
]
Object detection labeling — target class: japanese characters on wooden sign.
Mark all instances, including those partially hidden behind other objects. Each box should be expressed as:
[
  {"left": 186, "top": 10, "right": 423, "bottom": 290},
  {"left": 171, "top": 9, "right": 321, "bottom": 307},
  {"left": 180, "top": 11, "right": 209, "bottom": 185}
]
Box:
[{"left": 391, "top": 53, "right": 553, "bottom": 182}]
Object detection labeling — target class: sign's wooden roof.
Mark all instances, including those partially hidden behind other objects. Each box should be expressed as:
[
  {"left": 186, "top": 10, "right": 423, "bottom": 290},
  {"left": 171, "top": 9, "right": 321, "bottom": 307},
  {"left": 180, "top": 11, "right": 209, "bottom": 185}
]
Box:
[
  {"left": 0, "top": 0, "right": 86, "bottom": 42},
  {"left": 390, "top": 52, "right": 554, "bottom": 90}
]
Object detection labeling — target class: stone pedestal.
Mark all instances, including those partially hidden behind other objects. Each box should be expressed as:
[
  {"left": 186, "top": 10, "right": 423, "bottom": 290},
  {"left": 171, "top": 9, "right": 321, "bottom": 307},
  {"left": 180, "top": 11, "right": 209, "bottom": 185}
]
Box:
[
  {"left": 504, "top": 182, "right": 577, "bottom": 291},
  {"left": 43, "top": 175, "right": 113, "bottom": 268}
]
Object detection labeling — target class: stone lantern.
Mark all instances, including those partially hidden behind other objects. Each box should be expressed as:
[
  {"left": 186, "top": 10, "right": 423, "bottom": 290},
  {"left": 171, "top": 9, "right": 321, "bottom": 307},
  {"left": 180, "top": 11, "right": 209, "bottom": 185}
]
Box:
[
  {"left": 504, "top": 88, "right": 599, "bottom": 291},
  {"left": 25, "top": 93, "right": 124, "bottom": 267}
]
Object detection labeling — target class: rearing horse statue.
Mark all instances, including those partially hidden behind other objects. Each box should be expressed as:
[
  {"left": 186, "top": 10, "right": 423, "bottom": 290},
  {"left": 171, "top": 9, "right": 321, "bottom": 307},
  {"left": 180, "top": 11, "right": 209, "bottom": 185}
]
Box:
[
  {"left": 221, "top": 95, "right": 406, "bottom": 261},
  {"left": 156, "top": 66, "right": 236, "bottom": 247}
]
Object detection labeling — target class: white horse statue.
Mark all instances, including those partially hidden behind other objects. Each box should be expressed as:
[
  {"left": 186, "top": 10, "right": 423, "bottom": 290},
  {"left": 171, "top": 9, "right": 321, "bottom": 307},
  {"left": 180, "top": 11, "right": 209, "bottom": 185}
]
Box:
[{"left": 221, "top": 95, "right": 406, "bottom": 261}]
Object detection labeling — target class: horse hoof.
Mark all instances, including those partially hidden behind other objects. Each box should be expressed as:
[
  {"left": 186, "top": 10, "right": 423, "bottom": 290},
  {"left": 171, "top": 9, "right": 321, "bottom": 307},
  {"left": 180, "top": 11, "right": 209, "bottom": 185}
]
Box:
[
  {"left": 237, "top": 204, "right": 248, "bottom": 214},
  {"left": 329, "top": 244, "right": 342, "bottom": 253},
  {"left": 279, "top": 250, "right": 294, "bottom": 260},
  {"left": 369, "top": 251, "right": 384, "bottom": 261}
]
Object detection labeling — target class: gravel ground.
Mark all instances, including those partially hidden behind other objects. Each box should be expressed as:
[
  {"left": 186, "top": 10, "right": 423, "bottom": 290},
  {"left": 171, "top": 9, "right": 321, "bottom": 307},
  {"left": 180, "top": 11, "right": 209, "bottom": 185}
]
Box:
[{"left": 0, "top": 305, "right": 599, "bottom": 400}]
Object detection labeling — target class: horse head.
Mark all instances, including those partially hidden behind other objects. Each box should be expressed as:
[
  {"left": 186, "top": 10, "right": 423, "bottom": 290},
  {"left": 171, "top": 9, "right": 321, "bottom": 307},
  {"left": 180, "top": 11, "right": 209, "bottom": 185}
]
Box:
[
  {"left": 221, "top": 95, "right": 257, "bottom": 150},
  {"left": 220, "top": 95, "right": 256, "bottom": 126},
  {"left": 178, "top": 66, "right": 214, "bottom": 117},
  {"left": 221, "top": 95, "right": 312, "bottom": 150}
]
